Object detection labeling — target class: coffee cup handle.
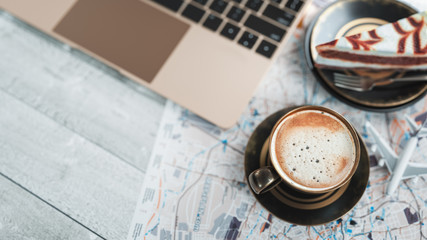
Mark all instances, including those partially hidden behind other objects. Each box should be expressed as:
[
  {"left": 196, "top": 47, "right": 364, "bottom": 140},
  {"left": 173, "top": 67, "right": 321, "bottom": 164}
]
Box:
[{"left": 248, "top": 166, "right": 282, "bottom": 194}]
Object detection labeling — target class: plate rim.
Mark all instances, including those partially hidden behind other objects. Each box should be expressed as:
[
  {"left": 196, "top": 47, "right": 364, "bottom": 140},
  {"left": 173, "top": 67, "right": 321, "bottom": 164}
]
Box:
[{"left": 303, "top": 0, "right": 427, "bottom": 112}]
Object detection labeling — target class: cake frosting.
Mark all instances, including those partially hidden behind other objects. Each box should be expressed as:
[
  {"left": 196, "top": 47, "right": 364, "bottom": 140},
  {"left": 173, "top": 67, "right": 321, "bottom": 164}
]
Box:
[{"left": 315, "top": 11, "right": 427, "bottom": 69}]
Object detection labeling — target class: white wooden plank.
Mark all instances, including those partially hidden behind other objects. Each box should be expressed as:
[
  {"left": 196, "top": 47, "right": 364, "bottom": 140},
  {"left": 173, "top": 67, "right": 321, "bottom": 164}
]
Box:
[
  {"left": 0, "top": 175, "right": 102, "bottom": 240},
  {"left": 0, "top": 12, "right": 165, "bottom": 171},
  {"left": 0, "top": 90, "right": 145, "bottom": 239}
]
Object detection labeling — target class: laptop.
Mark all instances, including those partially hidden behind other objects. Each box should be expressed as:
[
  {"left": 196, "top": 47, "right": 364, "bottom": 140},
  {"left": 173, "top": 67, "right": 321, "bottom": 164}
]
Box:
[{"left": 0, "top": 0, "right": 310, "bottom": 128}]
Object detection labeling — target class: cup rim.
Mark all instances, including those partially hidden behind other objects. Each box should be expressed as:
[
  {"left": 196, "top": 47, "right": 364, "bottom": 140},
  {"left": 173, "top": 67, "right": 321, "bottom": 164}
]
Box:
[{"left": 268, "top": 105, "right": 361, "bottom": 194}]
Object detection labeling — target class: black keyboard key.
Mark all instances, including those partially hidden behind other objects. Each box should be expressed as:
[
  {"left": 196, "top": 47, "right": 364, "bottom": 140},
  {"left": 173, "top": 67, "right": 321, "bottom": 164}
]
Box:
[
  {"left": 226, "top": 6, "right": 246, "bottom": 22},
  {"left": 285, "top": 0, "right": 304, "bottom": 11},
  {"left": 244, "top": 15, "right": 286, "bottom": 42},
  {"left": 271, "top": 0, "right": 282, "bottom": 4},
  {"left": 238, "top": 31, "right": 258, "bottom": 49},
  {"left": 263, "top": 4, "right": 294, "bottom": 26},
  {"left": 220, "top": 23, "right": 240, "bottom": 40},
  {"left": 152, "top": 0, "right": 183, "bottom": 12},
  {"left": 256, "top": 40, "right": 277, "bottom": 58},
  {"left": 203, "top": 14, "right": 223, "bottom": 31},
  {"left": 182, "top": 4, "right": 205, "bottom": 22},
  {"left": 232, "top": 0, "right": 242, "bottom": 3},
  {"left": 245, "top": 0, "right": 264, "bottom": 11},
  {"left": 210, "top": 0, "right": 228, "bottom": 14},
  {"left": 193, "top": 0, "right": 208, "bottom": 5}
]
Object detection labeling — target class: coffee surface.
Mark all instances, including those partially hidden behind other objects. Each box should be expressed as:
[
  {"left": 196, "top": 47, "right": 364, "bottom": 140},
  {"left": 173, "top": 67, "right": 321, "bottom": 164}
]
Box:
[{"left": 274, "top": 110, "right": 355, "bottom": 189}]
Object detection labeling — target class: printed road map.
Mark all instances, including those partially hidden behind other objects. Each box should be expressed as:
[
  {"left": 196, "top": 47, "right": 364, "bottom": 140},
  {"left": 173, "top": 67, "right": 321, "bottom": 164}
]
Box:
[{"left": 128, "top": 1, "right": 427, "bottom": 239}]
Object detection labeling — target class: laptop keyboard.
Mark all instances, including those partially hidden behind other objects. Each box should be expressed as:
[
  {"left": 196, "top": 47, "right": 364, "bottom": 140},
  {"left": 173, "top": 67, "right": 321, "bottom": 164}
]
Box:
[{"left": 151, "top": 0, "right": 305, "bottom": 58}]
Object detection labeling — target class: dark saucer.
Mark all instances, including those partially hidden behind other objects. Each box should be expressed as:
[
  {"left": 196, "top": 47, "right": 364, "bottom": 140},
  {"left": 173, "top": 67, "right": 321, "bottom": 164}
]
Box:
[
  {"left": 304, "top": 0, "right": 427, "bottom": 112},
  {"left": 244, "top": 106, "right": 369, "bottom": 226}
]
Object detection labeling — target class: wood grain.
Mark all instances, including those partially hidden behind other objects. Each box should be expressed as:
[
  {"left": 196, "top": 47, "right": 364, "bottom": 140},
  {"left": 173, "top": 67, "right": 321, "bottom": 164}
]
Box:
[
  {"left": 0, "top": 12, "right": 166, "bottom": 171},
  {"left": 0, "top": 175, "right": 103, "bottom": 240},
  {"left": 0, "top": 89, "right": 146, "bottom": 239}
]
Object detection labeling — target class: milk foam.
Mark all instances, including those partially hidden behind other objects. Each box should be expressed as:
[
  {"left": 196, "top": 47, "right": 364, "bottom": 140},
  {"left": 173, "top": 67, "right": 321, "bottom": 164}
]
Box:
[{"left": 274, "top": 110, "right": 355, "bottom": 189}]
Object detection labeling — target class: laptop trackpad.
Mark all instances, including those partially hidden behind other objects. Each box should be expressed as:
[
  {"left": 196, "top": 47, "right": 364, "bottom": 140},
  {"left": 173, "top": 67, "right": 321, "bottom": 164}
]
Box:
[{"left": 54, "top": 0, "right": 189, "bottom": 83}]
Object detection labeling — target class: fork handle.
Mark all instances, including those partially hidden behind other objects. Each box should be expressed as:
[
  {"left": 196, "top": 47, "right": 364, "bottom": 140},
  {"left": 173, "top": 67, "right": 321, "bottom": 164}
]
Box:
[{"left": 390, "top": 75, "right": 427, "bottom": 82}]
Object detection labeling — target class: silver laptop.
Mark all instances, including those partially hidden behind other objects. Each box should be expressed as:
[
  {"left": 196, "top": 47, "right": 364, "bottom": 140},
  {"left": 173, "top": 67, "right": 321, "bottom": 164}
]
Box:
[{"left": 0, "top": 0, "right": 310, "bottom": 128}]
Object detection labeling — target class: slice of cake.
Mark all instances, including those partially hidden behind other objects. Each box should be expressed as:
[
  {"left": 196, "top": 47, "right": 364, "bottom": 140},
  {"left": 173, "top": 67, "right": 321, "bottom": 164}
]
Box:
[{"left": 315, "top": 11, "right": 427, "bottom": 70}]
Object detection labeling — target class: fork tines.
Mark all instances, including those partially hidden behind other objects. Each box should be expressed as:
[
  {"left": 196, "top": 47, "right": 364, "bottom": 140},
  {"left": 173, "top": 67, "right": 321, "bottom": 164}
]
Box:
[{"left": 333, "top": 73, "right": 365, "bottom": 91}]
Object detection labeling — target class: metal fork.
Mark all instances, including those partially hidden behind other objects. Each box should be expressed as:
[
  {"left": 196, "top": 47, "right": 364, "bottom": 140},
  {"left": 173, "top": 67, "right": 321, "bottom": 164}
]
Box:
[{"left": 333, "top": 73, "right": 427, "bottom": 91}]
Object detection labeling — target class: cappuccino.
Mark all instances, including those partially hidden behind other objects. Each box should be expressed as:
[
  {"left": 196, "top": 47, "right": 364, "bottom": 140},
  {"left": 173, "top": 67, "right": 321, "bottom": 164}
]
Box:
[{"left": 273, "top": 110, "right": 356, "bottom": 189}]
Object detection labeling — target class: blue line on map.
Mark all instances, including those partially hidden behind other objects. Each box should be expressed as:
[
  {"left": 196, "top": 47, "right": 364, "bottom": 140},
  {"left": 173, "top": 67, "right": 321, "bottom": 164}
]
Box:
[
  {"left": 253, "top": 109, "right": 259, "bottom": 117},
  {"left": 366, "top": 112, "right": 371, "bottom": 122},
  {"left": 145, "top": 217, "right": 160, "bottom": 236},
  {"left": 245, "top": 209, "right": 263, "bottom": 239},
  {"left": 361, "top": 114, "right": 372, "bottom": 138},
  {"left": 325, "top": 224, "right": 337, "bottom": 240},
  {"left": 343, "top": 210, "right": 355, "bottom": 237},
  {"left": 381, "top": 208, "right": 385, "bottom": 220},
  {"left": 401, "top": 185, "right": 424, "bottom": 203},
  {"left": 162, "top": 190, "right": 168, "bottom": 209},
  {"left": 240, "top": 119, "right": 248, "bottom": 131},
  {"left": 180, "top": 143, "right": 220, "bottom": 192},
  {"left": 222, "top": 139, "right": 228, "bottom": 152},
  {"left": 272, "top": 234, "right": 282, "bottom": 240},
  {"left": 180, "top": 109, "right": 189, "bottom": 121},
  {"left": 311, "top": 226, "right": 325, "bottom": 240},
  {"left": 319, "top": 96, "right": 332, "bottom": 106},
  {"left": 284, "top": 224, "right": 293, "bottom": 235},
  {"left": 351, "top": 232, "right": 368, "bottom": 238},
  {"left": 224, "top": 125, "right": 240, "bottom": 137},
  {"left": 342, "top": 221, "right": 348, "bottom": 237},
  {"left": 387, "top": 226, "right": 392, "bottom": 240},
  {"left": 240, "top": 118, "right": 255, "bottom": 133},
  {"left": 272, "top": 225, "right": 293, "bottom": 240},
  {"left": 165, "top": 189, "right": 179, "bottom": 195},
  {"left": 404, "top": 132, "right": 410, "bottom": 141}
]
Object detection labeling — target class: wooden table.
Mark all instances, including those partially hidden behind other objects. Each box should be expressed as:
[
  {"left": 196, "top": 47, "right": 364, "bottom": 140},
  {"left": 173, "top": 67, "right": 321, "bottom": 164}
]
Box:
[{"left": 0, "top": 12, "right": 165, "bottom": 239}]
